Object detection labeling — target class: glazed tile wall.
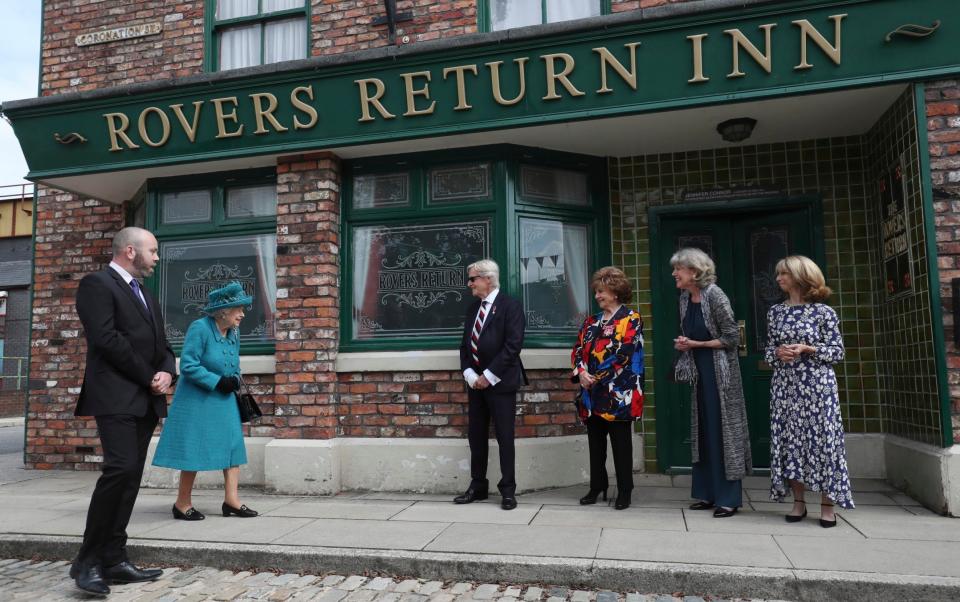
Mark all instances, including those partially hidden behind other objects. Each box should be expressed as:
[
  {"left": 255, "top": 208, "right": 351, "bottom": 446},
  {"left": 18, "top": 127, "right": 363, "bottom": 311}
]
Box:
[
  {"left": 611, "top": 91, "right": 945, "bottom": 469},
  {"left": 611, "top": 137, "right": 883, "bottom": 470},
  {"left": 866, "top": 91, "right": 943, "bottom": 446}
]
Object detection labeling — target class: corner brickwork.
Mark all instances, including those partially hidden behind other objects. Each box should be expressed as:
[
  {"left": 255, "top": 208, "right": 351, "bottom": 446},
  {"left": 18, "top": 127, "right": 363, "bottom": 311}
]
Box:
[
  {"left": 26, "top": 188, "right": 123, "bottom": 469},
  {"left": 925, "top": 79, "right": 960, "bottom": 443}
]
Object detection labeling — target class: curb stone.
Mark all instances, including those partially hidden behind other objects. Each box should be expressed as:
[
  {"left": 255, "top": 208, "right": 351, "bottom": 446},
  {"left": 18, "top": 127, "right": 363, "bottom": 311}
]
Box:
[{"left": 1, "top": 534, "right": 959, "bottom": 602}]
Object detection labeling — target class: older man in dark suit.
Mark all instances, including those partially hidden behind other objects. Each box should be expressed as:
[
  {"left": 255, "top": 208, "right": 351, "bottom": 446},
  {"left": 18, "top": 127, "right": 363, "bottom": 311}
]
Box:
[
  {"left": 456, "top": 258, "right": 527, "bottom": 510},
  {"left": 69, "top": 227, "right": 176, "bottom": 596}
]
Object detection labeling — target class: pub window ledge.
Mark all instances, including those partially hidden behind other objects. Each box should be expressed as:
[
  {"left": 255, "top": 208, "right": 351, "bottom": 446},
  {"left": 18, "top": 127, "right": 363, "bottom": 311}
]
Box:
[
  {"left": 334, "top": 348, "right": 571, "bottom": 373},
  {"left": 175, "top": 355, "right": 276, "bottom": 375}
]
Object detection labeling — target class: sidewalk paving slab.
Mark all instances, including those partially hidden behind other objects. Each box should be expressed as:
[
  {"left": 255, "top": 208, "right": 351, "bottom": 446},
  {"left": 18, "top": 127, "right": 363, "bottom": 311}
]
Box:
[{"left": 596, "top": 529, "right": 793, "bottom": 569}]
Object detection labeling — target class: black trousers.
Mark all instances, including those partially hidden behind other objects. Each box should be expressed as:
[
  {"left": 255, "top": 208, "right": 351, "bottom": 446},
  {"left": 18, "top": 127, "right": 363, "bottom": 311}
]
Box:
[
  {"left": 467, "top": 387, "right": 517, "bottom": 497},
  {"left": 586, "top": 415, "right": 634, "bottom": 494},
  {"left": 75, "top": 407, "right": 159, "bottom": 568}
]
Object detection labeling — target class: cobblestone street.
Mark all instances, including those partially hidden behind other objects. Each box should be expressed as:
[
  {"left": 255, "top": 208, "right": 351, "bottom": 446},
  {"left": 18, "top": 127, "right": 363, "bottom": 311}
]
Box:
[{"left": 0, "top": 558, "right": 791, "bottom": 602}]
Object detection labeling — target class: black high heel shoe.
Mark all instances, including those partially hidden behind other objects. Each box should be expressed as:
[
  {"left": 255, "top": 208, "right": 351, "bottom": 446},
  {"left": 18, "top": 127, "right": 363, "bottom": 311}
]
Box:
[
  {"left": 579, "top": 488, "right": 608, "bottom": 505},
  {"left": 172, "top": 505, "right": 204, "bottom": 521},
  {"left": 614, "top": 492, "right": 631, "bottom": 510},
  {"left": 222, "top": 502, "right": 258, "bottom": 518},
  {"left": 785, "top": 500, "right": 807, "bottom": 523},
  {"left": 819, "top": 503, "right": 837, "bottom": 528}
]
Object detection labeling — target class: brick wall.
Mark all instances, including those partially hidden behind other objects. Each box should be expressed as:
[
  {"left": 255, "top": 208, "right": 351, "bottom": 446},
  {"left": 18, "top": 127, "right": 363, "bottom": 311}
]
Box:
[
  {"left": 41, "top": 1, "right": 204, "bottom": 95},
  {"left": 337, "top": 369, "right": 579, "bottom": 438},
  {"left": 273, "top": 152, "right": 342, "bottom": 440},
  {"left": 26, "top": 188, "right": 123, "bottom": 469},
  {"left": 925, "top": 79, "right": 960, "bottom": 443}
]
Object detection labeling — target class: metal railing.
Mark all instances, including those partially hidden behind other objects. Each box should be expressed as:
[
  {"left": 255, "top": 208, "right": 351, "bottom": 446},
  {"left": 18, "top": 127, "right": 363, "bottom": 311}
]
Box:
[
  {"left": 0, "top": 182, "right": 33, "bottom": 202},
  {"left": 0, "top": 356, "right": 28, "bottom": 391}
]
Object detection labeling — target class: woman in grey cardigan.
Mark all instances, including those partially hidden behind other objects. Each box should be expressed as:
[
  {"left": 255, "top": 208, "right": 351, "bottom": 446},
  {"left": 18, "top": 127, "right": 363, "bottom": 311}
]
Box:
[{"left": 671, "top": 248, "right": 751, "bottom": 517}]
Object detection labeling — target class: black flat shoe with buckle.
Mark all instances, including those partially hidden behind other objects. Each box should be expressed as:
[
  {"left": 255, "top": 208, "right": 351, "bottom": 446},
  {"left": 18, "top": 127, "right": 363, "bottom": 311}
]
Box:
[
  {"left": 222, "top": 502, "right": 259, "bottom": 517},
  {"left": 689, "top": 501, "right": 715, "bottom": 510},
  {"left": 713, "top": 506, "right": 737, "bottom": 518},
  {"left": 172, "top": 505, "right": 205, "bottom": 521}
]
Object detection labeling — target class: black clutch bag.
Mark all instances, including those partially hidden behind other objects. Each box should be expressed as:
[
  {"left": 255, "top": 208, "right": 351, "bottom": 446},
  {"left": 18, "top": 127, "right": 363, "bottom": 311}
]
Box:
[{"left": 235, "top": 377, "right": 263, "bottom": 423}]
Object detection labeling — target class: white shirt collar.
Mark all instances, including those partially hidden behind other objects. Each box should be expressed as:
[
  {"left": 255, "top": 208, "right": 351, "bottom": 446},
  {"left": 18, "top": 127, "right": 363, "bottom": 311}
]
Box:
[
  {"left": 482, "top": 288, "right": 500, "bottom": 306},
  {"left": 109, "top": 261, "right": 136, "bottom": 284}
]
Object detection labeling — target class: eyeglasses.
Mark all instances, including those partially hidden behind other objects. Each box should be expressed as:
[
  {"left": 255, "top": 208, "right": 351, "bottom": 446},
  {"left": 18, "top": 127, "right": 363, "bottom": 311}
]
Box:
[{"left": 467, "top": 275, "right": 486, "bottom": 283}]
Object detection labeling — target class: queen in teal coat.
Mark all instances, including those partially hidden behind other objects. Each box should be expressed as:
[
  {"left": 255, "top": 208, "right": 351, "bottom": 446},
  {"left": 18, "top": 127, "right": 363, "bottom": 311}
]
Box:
[{"left": 153, "top": 282, "right": 259, "bottom": 520}]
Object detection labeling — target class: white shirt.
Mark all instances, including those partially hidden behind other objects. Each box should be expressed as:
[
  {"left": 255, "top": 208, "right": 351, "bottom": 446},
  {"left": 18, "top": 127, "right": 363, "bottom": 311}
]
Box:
[
  {"left": 463, "top": 288, "right": 502, "bottom": 389},
  {"left": 109, "top": 261, "right": 147, "bottom": 308}
]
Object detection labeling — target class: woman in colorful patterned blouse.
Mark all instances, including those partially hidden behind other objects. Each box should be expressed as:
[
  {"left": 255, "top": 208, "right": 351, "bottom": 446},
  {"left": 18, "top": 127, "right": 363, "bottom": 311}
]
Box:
[
  {"left": 766, "top": 255, "right": 853, "bottom": 528},
  {"left": 571, "top": 266, "right": 644, "bottom": 511}
]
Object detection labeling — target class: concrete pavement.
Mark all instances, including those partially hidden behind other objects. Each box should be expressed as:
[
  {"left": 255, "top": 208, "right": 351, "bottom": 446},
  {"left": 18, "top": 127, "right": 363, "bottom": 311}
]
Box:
[{"left": 0, "top": 466, "right": 958, "bottom": 601}]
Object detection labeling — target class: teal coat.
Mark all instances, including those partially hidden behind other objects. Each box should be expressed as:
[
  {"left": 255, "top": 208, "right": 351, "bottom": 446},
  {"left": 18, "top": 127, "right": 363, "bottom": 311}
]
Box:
[{"left": 153, "top": 316, "right": 247, "bottom": 471}]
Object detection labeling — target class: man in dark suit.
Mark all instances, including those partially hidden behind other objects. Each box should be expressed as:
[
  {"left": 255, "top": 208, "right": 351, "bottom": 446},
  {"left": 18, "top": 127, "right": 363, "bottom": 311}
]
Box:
[
  {"left": 70, "top": 227, "right": 176, "bottom": 596},
  {"left": 456, "top": 258, "right": 527, "bottom": 510}
]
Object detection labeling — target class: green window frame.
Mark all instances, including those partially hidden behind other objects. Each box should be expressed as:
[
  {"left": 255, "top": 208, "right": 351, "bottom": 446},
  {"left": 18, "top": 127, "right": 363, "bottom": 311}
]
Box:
[
  {"left": 204, "top": 0, "right": 311, "bottom": 72},
  {"left": 478, "top": 0, "right": 611, "bottom": 33},
  {"left": 341, "top": 145, "right": 610, "bottom": 352},
  {"left": 133, "top": 168, "right": 278, "bottom": 355}
]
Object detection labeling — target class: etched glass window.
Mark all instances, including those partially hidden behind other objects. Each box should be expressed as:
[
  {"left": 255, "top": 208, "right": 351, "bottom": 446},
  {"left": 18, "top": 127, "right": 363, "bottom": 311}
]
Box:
[
  {"left": 352, "top": 220, "right": 490, "bottom": 341},
  {"left": 226, "top": 184, "right": 276, "bottom": 219},
  {"left": 159, "top": 233, "right": 277, "bottom": 346},
  {"left": 429, "top": 163, "right": 491, "bottom": 203},
  {"left": 353, "top": 173, "right": 410, "bottom": 209},
  {"left": 749, "top": 227, "right": 789, "bottom": 350},
  {"left": 519, "top": 165, "right": 590, "bottom": 206},
  {"left": 161, "top": 190, "right": 212, "bottom": 225},
  {"left": 519, "top": 218, "right": 591, "bottom": 336}
]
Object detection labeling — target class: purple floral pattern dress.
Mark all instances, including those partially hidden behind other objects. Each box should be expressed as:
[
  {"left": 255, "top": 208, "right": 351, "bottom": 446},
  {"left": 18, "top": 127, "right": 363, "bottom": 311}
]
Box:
[{"left": 765, "top": 303, "right": 854, "bottom": 509}]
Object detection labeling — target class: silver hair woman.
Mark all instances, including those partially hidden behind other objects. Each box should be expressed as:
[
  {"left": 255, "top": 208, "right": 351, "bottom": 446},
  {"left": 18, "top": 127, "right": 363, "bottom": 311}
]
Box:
[
  {"left": 467, "top": 258, "right": 500, "bottom": 289},
  {"left": 670, "top": 247, "right": 751, "bottom": 518}
]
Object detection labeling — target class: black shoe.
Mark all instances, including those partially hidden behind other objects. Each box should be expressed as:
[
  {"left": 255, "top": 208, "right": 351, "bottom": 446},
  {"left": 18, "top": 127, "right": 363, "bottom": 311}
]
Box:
[
  {"left": 222, "top": 502, "right": 259, "bottom": 517},
  {"left": 820, "top": 503, "right": 837, "bottom": 528},
  {"left": 501, "top": 496, "right": 517, "bottom": 510},
  {"left": 72, "top": 564, "right": 110, "bottom": 596},
  {"left": 713, "top": 506, "right": 737, "bottom": 518},
  {"left": 614, "top": 492, "right": 631, "bottom": 510},
  {"left": 579, "top": 488, "right": 608, "bottom": 505},
  {"left": 689, "top": 500, "right": 715, "bottom": 510},
  {"left": 172, "top": 504, "right": 205, "bottom": 520},
  {"left": 453, "top": 488, "right": 488, "bottom": 504},
  {"left": 103, "top": 561, "right": 163, "bottom": 584},
  {"left": 785, "top": 501, "right": 807, "bottom": 523}
]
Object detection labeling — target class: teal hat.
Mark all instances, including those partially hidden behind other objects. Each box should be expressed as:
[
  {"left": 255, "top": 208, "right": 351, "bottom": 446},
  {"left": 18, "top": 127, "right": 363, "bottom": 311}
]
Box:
[{"left": 203, "top": 281, "right": 253, "bottom": 314}]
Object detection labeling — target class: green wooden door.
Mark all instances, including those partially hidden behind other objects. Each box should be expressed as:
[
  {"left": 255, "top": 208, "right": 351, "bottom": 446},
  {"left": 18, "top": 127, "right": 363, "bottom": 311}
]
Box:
[{"left": 652, "top": 201, "right": 821, "bottom": 472}]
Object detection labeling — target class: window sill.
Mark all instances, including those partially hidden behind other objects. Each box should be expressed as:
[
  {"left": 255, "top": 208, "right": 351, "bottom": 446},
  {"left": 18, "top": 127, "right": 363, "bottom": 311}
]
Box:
[
  {"left": 175, "top": 355, "right": 276, "bottom": 375},
  {"left": 334, "top": 348, "right": 571, "bottom": 373}
]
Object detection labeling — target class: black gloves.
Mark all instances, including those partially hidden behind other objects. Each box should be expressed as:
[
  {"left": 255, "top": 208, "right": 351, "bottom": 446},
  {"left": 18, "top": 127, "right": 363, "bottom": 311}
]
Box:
[{"left": 215, "top": 375, "right": 240, "bottom": 394}]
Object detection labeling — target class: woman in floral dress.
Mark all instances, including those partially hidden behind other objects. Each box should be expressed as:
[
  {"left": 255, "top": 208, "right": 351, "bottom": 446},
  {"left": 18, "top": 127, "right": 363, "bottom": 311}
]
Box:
[{"left": 766, "top": 255, "right": 853, "bottom": 528}]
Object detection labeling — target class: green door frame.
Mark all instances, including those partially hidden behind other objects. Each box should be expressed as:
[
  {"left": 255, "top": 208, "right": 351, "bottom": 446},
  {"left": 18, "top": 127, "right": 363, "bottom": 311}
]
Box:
[{"left": 648, "top": 195, "right": 825, "bottom": 473}]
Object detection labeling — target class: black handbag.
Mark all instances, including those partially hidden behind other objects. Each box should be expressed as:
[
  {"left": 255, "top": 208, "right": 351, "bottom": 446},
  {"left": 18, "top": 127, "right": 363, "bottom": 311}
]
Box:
[{"left": 235, "top": 377, "right": 262, "bottom": 423}]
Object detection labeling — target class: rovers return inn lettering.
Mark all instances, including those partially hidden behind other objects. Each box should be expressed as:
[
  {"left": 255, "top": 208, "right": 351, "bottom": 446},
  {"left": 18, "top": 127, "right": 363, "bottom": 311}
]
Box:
[{"left": 101, "top": 15, "right": 845, "bottom": 152}]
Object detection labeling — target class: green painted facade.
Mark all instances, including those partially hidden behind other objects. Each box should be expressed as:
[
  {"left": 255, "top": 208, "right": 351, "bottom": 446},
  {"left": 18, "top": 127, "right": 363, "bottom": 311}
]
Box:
[{"left": 4, "top": 0, "right": 960, "bottom": 180}]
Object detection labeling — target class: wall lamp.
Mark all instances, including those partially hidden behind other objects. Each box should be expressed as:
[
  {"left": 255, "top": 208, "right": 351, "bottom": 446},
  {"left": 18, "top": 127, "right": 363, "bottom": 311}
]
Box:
[{"left": 717, "top": 117, "right": 757, "bottom": 143}]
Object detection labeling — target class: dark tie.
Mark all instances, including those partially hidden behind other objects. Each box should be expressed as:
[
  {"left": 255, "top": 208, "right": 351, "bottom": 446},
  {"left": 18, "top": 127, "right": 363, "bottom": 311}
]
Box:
[
  {"left": 470, "top": 300, "right": 488, "bottom": 369},
  {"left": 129, "top": 278, "right": 149, "bottom": 311}
]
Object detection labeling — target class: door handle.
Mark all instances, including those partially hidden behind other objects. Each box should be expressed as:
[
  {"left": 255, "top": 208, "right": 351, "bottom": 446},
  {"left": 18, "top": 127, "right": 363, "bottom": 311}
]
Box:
[{"left": 738, "top": 320, "right": 747, "bottom": 357}]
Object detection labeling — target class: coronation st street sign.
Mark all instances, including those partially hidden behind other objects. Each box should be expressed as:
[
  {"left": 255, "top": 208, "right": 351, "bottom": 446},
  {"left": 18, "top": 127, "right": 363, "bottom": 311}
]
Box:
[{"left": 5, "top": 0, "right": 959, "bottom": 178}]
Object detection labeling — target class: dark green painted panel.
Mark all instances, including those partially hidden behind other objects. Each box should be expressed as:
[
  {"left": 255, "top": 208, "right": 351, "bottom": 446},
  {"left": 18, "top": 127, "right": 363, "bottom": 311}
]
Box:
[{"left": 5, "top": 0, "right": 960, "bottom": 178}]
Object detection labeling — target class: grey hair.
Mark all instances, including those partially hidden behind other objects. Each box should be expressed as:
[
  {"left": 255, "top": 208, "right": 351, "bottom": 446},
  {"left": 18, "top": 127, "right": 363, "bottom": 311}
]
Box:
[
  {"left": 467, "top": 258, "right": 500, "bottom": 288},
  {"left": 670, "top": 247, "right": 717, "bottom": 288},
  {"left": 112, "top": 227, "right": 150, "bottom": 257}
]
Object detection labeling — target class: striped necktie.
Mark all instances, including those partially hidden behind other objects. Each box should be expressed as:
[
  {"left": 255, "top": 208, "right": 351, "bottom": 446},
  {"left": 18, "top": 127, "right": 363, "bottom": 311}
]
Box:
[{"left": 470, "top": 300, "right": 489, "bottom": 369}]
